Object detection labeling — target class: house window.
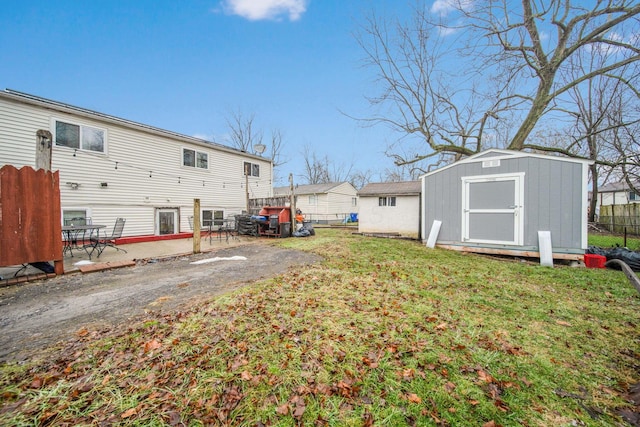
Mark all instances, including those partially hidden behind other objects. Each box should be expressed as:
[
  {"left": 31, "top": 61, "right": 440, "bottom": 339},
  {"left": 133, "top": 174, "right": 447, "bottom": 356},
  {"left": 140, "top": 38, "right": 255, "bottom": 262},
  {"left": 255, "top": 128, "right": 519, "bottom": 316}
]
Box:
[
  {"left": 378, "top": 196, "right": 396, "bottom": 207},
  {"left": 630, "top": 191, "right": 639, "bottom": 201},
  {"left": 352, "top": 197, "right": 358, "bottom": 207},
  {"left": 309, "top": 195, "right": 317, "bottom": 205},
  {"left": 62, "top": 209, "right": 91, "bottom": 225},
  {"left": 183, "top": 148, "right": 208, "bottom": 169},
  {"left": 244, "top": 162, "right": 260, "bottom": 177},
  {"left": 202, "top": 210, "right": 224, "bottom": 227},
  {"left": 55, "top": 120, "right": 105, "bottom": 153}
]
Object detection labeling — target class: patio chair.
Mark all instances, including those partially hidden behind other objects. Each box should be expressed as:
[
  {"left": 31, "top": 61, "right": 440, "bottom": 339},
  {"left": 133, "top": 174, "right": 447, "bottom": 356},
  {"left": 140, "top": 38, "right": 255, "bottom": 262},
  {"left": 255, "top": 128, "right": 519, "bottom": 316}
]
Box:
[
  {"left": 91, "top": 217, "right": 127, "bottom": 257},
  {"left": 220, "top": 215, "right": 238, "bottom": 242}
]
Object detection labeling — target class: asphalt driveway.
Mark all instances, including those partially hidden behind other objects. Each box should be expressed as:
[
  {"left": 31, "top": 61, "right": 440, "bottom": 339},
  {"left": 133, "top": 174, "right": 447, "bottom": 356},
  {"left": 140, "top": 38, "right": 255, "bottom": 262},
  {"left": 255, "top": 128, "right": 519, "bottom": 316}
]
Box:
[{"left": 0, "top": 243, "right": 321, "bottom": 363}]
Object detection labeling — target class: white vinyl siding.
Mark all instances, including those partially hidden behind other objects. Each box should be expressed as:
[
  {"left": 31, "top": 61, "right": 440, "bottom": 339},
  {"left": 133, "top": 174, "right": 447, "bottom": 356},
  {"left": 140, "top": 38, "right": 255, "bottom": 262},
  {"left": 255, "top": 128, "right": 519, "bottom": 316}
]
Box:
[
  {"left": 0, "top": 94, "right": 273, "bottom": 237},
  {"left": 288, "top": 182, "right": 358, "bottom": 223}
]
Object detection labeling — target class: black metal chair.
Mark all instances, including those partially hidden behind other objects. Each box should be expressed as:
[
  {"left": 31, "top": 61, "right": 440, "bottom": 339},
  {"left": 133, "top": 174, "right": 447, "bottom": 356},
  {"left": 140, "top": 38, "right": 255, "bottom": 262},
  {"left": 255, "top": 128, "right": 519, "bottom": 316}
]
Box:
[{"left": 91, "top": 218, "right": 127, "bottom": 257}]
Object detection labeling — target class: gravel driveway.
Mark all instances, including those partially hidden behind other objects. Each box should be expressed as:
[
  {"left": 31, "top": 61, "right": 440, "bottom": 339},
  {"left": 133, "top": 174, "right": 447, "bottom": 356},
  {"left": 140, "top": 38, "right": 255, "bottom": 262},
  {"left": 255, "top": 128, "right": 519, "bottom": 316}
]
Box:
[{"left": 0, "top": 243, "right": 321, "bottom": 363}]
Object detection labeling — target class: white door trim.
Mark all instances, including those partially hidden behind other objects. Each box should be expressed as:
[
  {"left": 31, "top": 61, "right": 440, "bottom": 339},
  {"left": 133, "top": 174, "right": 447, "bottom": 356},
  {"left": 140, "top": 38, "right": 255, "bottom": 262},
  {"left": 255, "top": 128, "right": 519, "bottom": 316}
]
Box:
[
  {"left": 155, "top": 208, "right": 179, "bottom": 235},
  {"left": 461, "top": 172, "right": 525, "bottom": 245}
]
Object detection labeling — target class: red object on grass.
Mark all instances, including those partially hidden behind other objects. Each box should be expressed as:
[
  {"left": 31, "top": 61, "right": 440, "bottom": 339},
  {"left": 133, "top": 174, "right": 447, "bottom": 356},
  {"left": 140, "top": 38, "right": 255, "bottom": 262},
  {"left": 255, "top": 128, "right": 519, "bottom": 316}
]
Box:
[{"left": 584, "top": 254, "right": 607, "bottom": 268}]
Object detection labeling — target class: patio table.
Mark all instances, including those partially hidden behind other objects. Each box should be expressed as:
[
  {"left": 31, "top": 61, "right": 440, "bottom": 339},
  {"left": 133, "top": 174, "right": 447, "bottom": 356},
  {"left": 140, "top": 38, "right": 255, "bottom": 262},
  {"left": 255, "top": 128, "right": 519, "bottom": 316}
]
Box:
[{"left": 62, "top": 224, "right": 106, "bottom": 259}]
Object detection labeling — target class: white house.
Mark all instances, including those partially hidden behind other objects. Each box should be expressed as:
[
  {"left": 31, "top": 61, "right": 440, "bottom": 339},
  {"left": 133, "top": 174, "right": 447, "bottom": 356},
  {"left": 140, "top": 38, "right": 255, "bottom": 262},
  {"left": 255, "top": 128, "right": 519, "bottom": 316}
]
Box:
[
  {"left": 273, "top": 182, "right": 358, "bottom": 224},
  {"left": 596, "top": 181, "right": 640, "bottom": 207},
  {"left": 357, "top": 181, "right": 421, "bottom": 238},
  {"left": 0, "top": 89, "right": 273, "bottom": 239}
]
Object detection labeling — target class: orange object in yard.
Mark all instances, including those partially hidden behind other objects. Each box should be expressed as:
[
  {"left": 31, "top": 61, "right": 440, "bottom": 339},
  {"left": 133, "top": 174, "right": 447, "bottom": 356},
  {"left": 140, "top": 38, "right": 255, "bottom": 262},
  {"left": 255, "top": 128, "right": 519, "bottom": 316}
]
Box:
[
  {"left": 584, "top": 254, "right": 606, "bottom": 269},
  {"left": 258, "top": 206, "right": 291, "bottom": 224}
]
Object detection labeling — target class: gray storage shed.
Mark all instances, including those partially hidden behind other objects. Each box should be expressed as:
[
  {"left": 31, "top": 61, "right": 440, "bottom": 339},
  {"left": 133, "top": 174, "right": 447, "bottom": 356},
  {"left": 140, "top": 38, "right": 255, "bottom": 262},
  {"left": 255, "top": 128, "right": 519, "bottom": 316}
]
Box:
[{"left": 421, "top": 149, "right": 593, "bottom": 260}]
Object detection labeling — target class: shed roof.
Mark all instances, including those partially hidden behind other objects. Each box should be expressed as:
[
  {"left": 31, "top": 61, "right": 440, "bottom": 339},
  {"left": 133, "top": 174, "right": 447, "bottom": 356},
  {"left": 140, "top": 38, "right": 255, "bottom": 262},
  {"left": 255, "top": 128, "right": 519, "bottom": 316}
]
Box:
[
  {"left": 273, "top": 182, "right": 351, "bottom": 196},
  {"left": 358, "top": 181, "right": 422, "bottom": 196},
  {"left": 420, "top": 149, "right": 593, "bottom": 179}
]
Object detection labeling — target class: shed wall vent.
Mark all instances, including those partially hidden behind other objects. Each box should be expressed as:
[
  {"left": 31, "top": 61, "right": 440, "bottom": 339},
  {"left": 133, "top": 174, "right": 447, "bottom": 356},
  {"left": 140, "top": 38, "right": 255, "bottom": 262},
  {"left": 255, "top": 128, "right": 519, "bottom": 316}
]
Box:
[{"left": 482, "top": 159, "right": 501, "bottom": 168}]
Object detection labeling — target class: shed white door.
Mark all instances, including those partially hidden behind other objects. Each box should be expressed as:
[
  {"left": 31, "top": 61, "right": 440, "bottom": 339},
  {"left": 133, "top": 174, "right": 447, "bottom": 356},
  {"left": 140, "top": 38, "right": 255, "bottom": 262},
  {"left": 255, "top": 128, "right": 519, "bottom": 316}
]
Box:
[{"left": 462, "top": 173, "right": 524, "bottom": 245}]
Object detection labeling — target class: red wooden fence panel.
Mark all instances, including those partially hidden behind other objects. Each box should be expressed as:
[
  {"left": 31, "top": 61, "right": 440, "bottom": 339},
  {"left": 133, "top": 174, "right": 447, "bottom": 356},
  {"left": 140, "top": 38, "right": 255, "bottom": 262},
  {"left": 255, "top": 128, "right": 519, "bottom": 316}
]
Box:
[{"left": 0, "top": 165, "right": 63, "bottom": 273}]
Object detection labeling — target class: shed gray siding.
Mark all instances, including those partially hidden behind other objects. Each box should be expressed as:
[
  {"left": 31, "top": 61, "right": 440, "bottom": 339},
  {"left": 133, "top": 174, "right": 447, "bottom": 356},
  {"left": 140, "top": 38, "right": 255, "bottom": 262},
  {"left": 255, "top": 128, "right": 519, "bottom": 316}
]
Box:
[{"left": 423, "top": 153, "right": 587, "bottom": 253}]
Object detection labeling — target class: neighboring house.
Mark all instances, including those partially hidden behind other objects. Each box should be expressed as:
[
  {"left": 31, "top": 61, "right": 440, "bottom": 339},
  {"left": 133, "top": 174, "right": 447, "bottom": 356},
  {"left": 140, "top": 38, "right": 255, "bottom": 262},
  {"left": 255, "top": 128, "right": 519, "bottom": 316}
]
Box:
[
  {"left": 273, "top": 182, "right": 358, "bottom": 224},
  {"left": 596, "top": 181, "right": 640, "bottom": 207},
  {"left": 421, "top": 149, "right": 593, "bottom": 260},
  {"left": 0, "top": 89, "right": 273, "bottom": 239},
  {"left": 357, "top": 181, "right": 421, "bottom": 238}
]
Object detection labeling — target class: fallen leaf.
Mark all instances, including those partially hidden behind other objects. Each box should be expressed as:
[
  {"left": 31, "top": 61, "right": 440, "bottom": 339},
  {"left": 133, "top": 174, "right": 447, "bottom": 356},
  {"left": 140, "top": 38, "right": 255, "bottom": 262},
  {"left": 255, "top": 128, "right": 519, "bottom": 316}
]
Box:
[
  {"left": 290, "top": 395, "right": 306, "bottom": 418},
  {"left": 121, "top": 408, "right": 137, "bottom": 418},
  {"left": 555, "top": 320, "right": 571, "bottom": 327},
  {"left": 293, "top": 401, "right": 306, "bottom": 418},
  {"left": 407, "top": 393, "right": 422, "bottom": 403},
  {"left": 401, "top": 368, "right": 415, "bottom": 381},
  {"left": 29, "top": 377, "right": 44, "bottom": 389},
  {"left": 144, "top": 339, "right": 161, "bottom": 352},
  {"left": 444, "top": 381, "right": 456, "bottom": 393},
  {"left": 240, "top": 370, "right": 253, "bottom": 381},
  {"left": 362, "top": 412, "right": 375, "bottom": 427},
  {"left": 76, "top": 327, "right": 89, "bottom": 337},
  {"left": 276, "top": 403, "right": 289, "bottom": 415},
  {"left": 477, "top": 369, "right": 494, "bottom": 383}
]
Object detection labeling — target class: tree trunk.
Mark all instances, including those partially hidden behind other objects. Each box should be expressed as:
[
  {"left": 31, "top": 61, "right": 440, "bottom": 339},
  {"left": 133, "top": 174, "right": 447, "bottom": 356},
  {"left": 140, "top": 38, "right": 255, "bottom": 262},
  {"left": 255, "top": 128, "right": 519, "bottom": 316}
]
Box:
[{"left": 508, "top": 79, "right": 554, "bottom": 150}]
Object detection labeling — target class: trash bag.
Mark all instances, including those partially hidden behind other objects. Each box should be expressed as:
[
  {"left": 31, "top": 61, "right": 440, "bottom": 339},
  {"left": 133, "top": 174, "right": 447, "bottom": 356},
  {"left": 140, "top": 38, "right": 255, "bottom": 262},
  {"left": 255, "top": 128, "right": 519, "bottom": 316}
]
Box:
[
  {"left": 293, "top": 228, "right": 311, "bottom": 237},
  {"left": 29, "top": 261, "right": 55, "bottom": 274},
  {"left": 301, "top": 221, "right": 315, "bottom": 236},
  {"left": 586, "top": 246, "right": 640, "bottom": 271}
]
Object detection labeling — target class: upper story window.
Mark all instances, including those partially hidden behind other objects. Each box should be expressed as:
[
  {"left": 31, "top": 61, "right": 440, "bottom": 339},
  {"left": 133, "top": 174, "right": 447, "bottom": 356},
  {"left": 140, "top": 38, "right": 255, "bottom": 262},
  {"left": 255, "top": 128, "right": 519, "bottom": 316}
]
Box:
[
  {"left": 379, "top": 196, "right": 396, "bottom": 207},
  {"left": 55, "top": 120, "right": 105, "bottom": 153},
  {"left": 629, "top": 191, "right": 639, "bottom": 201},
  {"left": 352, "top": 197, "right": 358, "bottom": 207},
  {"left": 244, "top": 162, "right": 260, "bottom": 177},
  {"left": 309, "top": 194, "right": 317, "bottom": 205},
  {"left": 183, "top": 148, "right": 208, "bottom": 169}
]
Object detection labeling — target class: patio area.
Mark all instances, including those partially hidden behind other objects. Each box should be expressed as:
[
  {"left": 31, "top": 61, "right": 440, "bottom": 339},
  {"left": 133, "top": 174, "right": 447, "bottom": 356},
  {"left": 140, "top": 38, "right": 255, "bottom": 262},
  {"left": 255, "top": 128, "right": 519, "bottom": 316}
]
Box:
[{"left": 0, "top": 233, "right": 255, "bottom": 285}]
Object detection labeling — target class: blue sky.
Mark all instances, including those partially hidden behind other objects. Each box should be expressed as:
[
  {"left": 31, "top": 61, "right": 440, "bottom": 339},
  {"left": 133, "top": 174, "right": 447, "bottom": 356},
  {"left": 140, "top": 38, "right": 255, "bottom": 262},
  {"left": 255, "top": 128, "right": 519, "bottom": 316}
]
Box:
[{"left": 0, "top": 0, "right": 412, "bottom": 185}]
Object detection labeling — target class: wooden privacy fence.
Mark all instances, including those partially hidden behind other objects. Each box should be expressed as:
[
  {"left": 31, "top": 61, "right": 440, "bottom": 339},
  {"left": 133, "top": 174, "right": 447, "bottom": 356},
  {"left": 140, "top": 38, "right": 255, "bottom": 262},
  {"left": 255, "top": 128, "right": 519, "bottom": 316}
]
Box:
[
  {"left": 598, "top": 203, "right": 640, "bottom": 235},
  {"left": 249, "top": 197, "right": 290, "bottom": 215},
  {"left": 0, "top": 165, "right": 64, "bottom": 274}
]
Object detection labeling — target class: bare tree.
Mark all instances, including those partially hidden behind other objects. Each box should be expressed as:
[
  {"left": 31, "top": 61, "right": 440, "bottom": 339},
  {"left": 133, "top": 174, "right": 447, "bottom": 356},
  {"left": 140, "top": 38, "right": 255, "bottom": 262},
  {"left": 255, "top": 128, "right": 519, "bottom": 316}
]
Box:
[
  {"left": 357, "top": 1, "right": 640, "bottom": 166},
  {"left": 350, "top": 169, "right": 375, "bottom": 190},
  {"left": 355, "top": 5, "right": 512, "bottom": 165},
  {"left": 269, "top": 129, "right": 287, "bottom": 168},
  {"left": 225, "top": 110, "right": 263, "bottom": 154},
  {"left": 556, "top": 46, "right": 640, "bottom": 221},
  {"left": 611, "top": 107, "right": 640, "bottom": 193},
  {"left": 300, "top": 145, "right": 354, "bottom": 185},
  {"left": 225, "top": 110, "right": 288, "bottom": 182}
]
